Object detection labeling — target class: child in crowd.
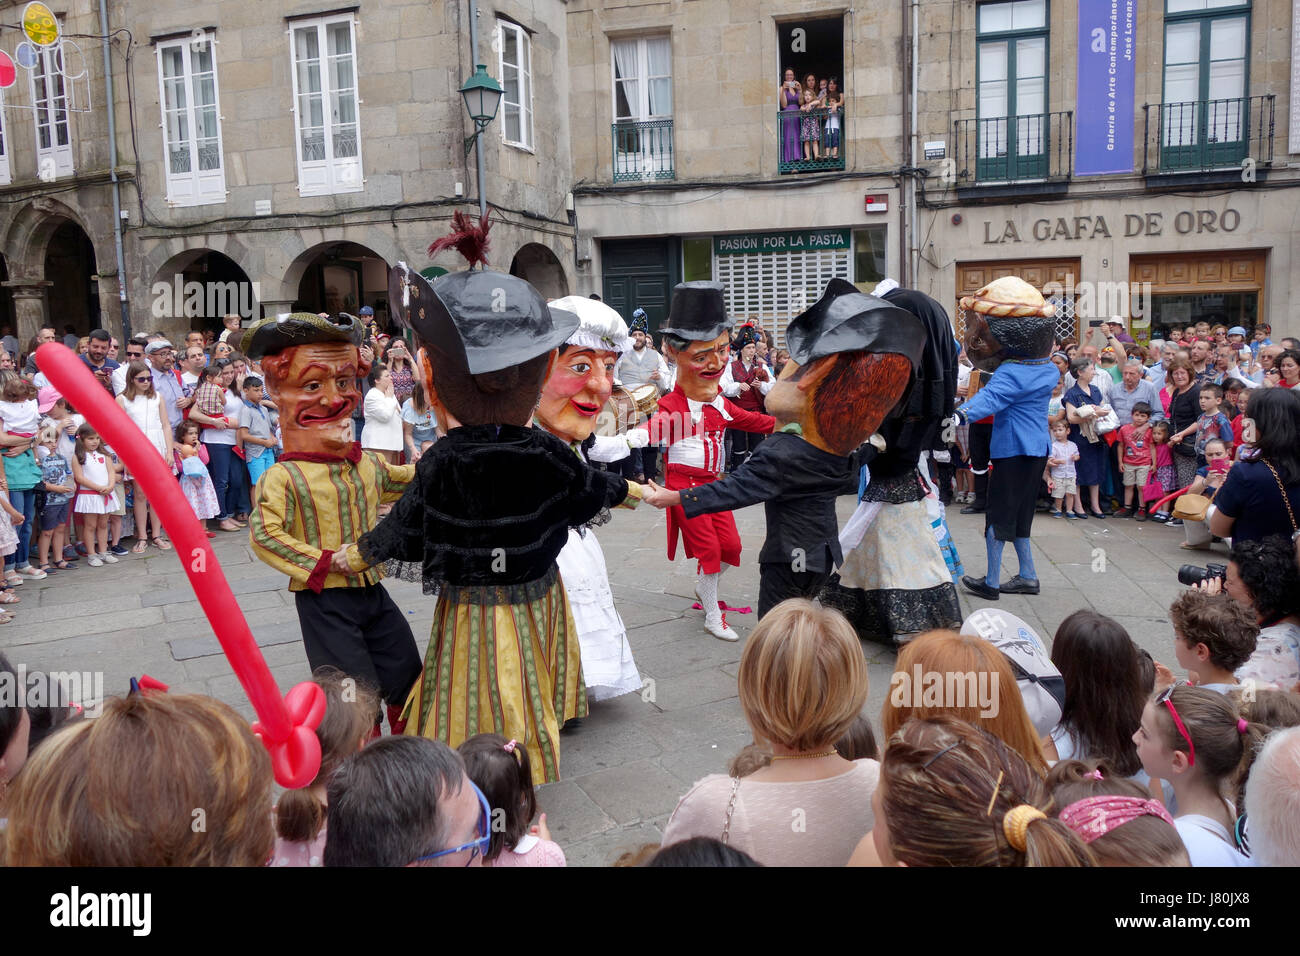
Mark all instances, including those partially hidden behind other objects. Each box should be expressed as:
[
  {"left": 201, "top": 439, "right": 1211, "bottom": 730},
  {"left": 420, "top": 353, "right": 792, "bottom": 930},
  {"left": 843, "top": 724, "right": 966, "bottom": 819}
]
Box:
[
  {"left": 0, "top": 374, "right": 41, "bottom": 439},
  {"left": 70, "top": 423, "right": 118, "bottom": 568},
  {"left": 1047, "top": 374, "right": 1066, "bottom": 424},
  {"left": 1133, "top": 685, "right": 1261, "bottom": 866},
  {"left": 1047, "top": 759, "right": 1189, "bottom": 867},
  {"left": 273, "top": 667, "right": 377, "bottom": 867},
  {"left": 1148, "top": 421, "right": 1176, "bottom": 522},
  {"left": 1046, "top": 419, "right": 1080, "bottom": 518},
  {"left": 39, "top": 391, "right": 85, "bottom": 560},
  {"left": 458, "top": 733, "right": 565, "bottom": 867},
  {"left": 103, "top": 444, "right": 128, "bottom": 555},
  {"left": 1115, "top": 401, "right": 1155, "bottom": 520},
  {"left": 0, "top": 463, "right": 22, "bottom": 620},
  {"left": 193, "top": 363, "right": 230, "bottom": 423},
  {"left": 34, "top": 425, "right": 75, "bottom": 572},
  {"left": 1169, "top": 589, "right": 1257, "bottom": 693},
  {"left": 1183, "top": 383, "right": 1233, "bottom": 467},
  {"left": 174, "top": 421, "right": 220, "bottom": 537},
  {"left": 237, "top": 376, "right": 277, "bottom": 488}
]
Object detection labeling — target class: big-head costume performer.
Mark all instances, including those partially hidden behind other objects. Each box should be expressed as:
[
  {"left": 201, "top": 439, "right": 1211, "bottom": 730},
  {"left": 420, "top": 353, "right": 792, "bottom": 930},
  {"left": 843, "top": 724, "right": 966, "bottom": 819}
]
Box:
[
  {"left": 336, "top": 214, "right": 639, "bottom": 783},
  {"left": 819, "top": 281, "right": 965, "bottom": 643},
  {"left": 246, "top": 312, "right": 420, "bottom": 735},
  {"left": 536, "top": 295, "right": 644, "bottom": 702},
  {"left": 951, "top": 276, "right": 1059, "bottom": 600},
  {"left": 643, "top": 282, "right": 776, "bottom": 641},
  {"left": 645, "top": 278, "right": 925, "bottom": 619}
]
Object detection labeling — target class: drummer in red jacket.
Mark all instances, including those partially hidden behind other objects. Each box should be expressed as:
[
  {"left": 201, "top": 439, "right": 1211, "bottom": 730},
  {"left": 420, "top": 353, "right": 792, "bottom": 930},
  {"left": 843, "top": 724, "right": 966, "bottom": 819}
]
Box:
[{"left": 639, "top": 282, "right": 774, "bottom": 641}]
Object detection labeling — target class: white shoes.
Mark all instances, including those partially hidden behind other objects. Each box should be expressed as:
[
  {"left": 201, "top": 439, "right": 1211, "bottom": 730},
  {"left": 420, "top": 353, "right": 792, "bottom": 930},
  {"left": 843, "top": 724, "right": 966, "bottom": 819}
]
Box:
[
  {"left": 704, "top": 613, "right": 739, "bottom": 642},
  {"left": 87, "top": 556, "right": 103, "bottom": 567},
  {"left": 98, "top": 553, "right": 119, "bottom": 564}
]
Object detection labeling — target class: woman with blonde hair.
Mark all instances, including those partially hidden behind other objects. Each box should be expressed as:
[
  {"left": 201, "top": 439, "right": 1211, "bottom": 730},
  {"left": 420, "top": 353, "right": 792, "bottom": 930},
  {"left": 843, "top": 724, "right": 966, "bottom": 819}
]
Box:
[
  {"left": 881, "top": 628, "right": 1051, "bottom": 773},
  {"left": 849, "top": 716, "right": 1094, "bottom": 867},
  {"left": 0, "top": 691, "right": 275, "bottom": 866},
  {"left": 661, "top": 599, "right": 878, "bottom": 866}
]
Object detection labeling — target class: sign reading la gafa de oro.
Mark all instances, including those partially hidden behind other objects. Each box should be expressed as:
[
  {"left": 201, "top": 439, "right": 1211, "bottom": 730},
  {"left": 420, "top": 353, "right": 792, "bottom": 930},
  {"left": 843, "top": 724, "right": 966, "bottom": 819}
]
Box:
[{"left": 982, "top": 208, "right": 1242, "bottom": 244}]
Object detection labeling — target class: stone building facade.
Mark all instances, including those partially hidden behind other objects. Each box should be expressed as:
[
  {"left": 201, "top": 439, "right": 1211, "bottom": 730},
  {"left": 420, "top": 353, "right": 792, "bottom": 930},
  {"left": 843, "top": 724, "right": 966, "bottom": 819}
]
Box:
[
  {"left": 0, "top": 0, "right": 576, "bottom": 346},
  {"left": 567, "top": 0, "right": 1300, "bottom": 344}
]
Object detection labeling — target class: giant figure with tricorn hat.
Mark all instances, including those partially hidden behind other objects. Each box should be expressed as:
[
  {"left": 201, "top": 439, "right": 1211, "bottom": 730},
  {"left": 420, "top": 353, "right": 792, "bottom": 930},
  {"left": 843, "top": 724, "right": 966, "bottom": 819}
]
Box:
[
  {"left": 637, "top": 282, "right": 775, "bottom": 641},
  {"left": 246, "top": 311, "right": 422, "bottom": 737},
  {"left": 331, "top": 213, "right": 643, "bottom": 782},
  {"left": 643, "top": 278, "right": 926, "bottom": 618}
]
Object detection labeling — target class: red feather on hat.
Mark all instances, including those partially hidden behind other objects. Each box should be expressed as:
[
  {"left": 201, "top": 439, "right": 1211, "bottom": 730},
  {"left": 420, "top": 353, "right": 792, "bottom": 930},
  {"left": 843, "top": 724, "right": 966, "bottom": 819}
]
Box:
[{"left": 428, "top": 210, "right": 492, "bottom": 269}]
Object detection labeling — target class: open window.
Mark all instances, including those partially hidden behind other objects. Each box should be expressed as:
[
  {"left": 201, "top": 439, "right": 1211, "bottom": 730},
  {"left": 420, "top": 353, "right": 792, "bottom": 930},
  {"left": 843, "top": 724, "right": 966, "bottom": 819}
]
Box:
[{"left": 776, "top": 17, "right": 844, "bottom": 173}]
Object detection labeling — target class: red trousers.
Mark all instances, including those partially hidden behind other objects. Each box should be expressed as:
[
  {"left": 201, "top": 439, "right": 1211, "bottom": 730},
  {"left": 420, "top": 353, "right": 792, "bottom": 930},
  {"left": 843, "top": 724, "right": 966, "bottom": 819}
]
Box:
[{"left": 665, "top": 465, "right": 741, "bottom": 574}]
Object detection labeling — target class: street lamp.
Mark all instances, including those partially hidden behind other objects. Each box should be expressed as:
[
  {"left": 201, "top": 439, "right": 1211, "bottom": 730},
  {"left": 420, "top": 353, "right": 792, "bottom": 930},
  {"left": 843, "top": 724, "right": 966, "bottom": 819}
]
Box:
[
  {"left": 461, "top": 64, "right": 504, "bottom": 148},
  {"left": 460, "top": 63, "right": 503, "bottom": 220}
]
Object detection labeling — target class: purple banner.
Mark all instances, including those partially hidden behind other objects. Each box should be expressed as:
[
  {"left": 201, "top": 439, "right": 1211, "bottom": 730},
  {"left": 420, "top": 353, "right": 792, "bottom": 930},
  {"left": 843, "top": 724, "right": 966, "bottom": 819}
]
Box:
[{"left": 1075, "top": 0, "right": 1137, "bottom": 176}]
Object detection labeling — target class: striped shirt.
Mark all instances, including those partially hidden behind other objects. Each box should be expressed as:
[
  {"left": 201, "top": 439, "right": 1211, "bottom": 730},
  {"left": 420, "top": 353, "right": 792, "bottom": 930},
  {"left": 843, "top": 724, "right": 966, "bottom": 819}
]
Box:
[{"left": 250, "top": 453, "right": 414, "bottom": 592}]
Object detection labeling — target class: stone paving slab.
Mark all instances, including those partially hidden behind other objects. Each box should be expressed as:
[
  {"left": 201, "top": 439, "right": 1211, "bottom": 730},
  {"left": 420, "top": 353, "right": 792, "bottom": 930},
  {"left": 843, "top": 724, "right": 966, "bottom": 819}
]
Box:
[{"left": 0, "top": 491, "right": 1204, "bottom": 864}]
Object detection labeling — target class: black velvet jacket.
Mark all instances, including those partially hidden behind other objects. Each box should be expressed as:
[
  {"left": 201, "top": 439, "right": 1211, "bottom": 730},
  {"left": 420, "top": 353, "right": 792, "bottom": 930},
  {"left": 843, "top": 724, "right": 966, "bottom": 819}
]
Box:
[
  {"left": 678, "top": 431, "right": 852, "bottom": 573},
  {"left": 357, "top": 424, "right": 629, "bottom": 601}
]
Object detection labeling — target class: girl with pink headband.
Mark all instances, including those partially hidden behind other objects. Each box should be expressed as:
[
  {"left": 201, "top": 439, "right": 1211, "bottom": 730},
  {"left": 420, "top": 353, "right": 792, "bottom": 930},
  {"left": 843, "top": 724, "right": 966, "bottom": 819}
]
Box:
[{"left": 1047, "top": 759, "right": 1188, "bottom": 867}]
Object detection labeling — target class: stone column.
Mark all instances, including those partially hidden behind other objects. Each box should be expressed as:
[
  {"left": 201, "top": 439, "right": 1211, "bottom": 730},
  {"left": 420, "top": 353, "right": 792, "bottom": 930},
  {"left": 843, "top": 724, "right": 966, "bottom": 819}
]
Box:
[{"left": 3, "top": 280, "right": 53, "bottom": 345}]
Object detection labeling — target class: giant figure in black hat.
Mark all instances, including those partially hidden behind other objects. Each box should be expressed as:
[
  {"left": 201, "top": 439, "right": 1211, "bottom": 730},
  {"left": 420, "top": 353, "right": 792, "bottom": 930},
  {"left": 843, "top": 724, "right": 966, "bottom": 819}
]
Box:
[
  {"left": 246, "top": 311, "right": 422, "bottom": 737},
  {"left": 333, "top": 213, "right": 642, "bottom": 783},
  {"left": 644, "top": 278, "right": 926, "bottom": 618},
  {"left": 638, "top": 282, "right": 775, "bottom": 641},
  {"left": 818, "top": 280, "right": 966, "bottom": 644}
]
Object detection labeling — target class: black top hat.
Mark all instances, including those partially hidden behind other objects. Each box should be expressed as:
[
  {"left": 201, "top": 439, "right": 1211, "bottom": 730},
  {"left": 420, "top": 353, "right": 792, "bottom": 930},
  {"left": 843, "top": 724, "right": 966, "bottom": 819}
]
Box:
[
  {"left": 243, "top": 312, "right": 366, "bottom": 361},
  {"left": 389, "top": 263, "right": 578, "bottom": 375},
  {"left": 786, "top": 278, "right": 927, "bottom": 369},
  {"left": 660, "top": 282, "right": 731, "bottom": 342}
]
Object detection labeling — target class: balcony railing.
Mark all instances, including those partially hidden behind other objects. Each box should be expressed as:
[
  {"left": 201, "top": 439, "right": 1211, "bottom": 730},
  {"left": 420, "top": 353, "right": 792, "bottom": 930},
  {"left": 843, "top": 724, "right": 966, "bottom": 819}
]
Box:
[
  {"left": 953, "top": 111, "right": 1073, "bottom": 185},
  {"left": 1142, "top": 95, "right": 1273, "bottom": 174},
  {"left": 777, "top": 107, "right": 845, "bottom": 174},
  {"left": 612, "top": 118, "right": 674, "bottom": 183}
]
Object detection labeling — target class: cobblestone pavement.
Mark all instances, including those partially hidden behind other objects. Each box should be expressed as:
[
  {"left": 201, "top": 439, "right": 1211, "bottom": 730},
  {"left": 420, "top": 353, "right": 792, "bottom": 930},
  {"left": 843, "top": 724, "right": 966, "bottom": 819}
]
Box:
[{"left": 2, "top": 498, "right": 1197, "bottom": 865}]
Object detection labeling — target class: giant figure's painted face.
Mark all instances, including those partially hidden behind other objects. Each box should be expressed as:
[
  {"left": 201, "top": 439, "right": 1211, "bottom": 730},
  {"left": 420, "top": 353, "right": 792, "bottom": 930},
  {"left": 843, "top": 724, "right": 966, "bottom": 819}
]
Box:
[
  {"left": 963, "top": 311, "right": 1055, "bottom": 373},
  {"left": 536, "top": 345, "right": 619, "bottom": 444},
  {"left": 665, "top": 331, "right": 731, "bottom": 403},
  {"left": 263, "top": 342, "right": 366, "bottom": 456}
]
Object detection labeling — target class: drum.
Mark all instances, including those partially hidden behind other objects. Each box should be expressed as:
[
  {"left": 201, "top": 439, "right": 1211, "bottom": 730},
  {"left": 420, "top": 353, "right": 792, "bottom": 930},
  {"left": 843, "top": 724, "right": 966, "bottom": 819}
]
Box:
[
  {"left": 596, "top": 386, "right": 638, "bottom": 437},
  {"left": 630, "top": 384, "right": 660, "bottom": 420}
]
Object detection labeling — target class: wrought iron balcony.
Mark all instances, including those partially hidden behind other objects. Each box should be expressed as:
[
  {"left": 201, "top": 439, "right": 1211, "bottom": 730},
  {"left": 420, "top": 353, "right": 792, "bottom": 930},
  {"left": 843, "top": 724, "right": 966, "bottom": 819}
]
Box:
[
  {"left": 777, "top": 107, "right": 845, "bottom": 174},
  {"left": 612, "top": 118, "right": 674, "bottom": 183},
  {"left": 1142, "top": 95, "right": 1273, "bottom": 174},
  {"left": 952, "top": 111, "right": 1073, "bottom": 184}
]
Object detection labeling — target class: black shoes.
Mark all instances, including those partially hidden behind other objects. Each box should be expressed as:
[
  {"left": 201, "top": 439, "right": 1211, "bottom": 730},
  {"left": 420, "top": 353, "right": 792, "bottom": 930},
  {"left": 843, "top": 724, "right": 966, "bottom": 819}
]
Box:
[
  {"left": 961, "top": 575, "right": 999, "bottom": 600},
  {"left": 999, "top": 575, "right": 1041, "bottom": 595},
  {"left": 960, "top": 504, "right": 985, "bottom": 515}
]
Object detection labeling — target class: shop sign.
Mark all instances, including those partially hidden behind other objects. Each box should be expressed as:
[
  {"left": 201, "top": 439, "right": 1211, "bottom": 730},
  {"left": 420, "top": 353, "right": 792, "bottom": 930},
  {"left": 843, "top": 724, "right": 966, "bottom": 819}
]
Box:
[
  {"left": 714, "top": 229, "right": 850, "bottom": 255},
  {"left": 981, "top": 208, "right": 1242, "bottom": 245}
]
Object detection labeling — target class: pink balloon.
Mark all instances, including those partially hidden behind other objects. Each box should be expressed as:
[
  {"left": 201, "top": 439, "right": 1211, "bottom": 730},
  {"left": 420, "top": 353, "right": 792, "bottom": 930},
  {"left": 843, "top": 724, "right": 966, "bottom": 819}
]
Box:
[{"left": 37, "top": 344, "right": 324, "bottom": 788}]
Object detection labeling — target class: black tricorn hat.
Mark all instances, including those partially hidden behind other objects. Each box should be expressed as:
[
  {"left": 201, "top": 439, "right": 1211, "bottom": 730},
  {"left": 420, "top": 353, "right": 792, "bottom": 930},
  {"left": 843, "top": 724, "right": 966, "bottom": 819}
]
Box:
[
  {"left": 659, "top": 281, "right": 731, "bottom": 342},
  {"left": 389, "top": 263, "right": 578, "bottom": 375},
  {"left": 243, "top": 311, "right": 366, "bottom": 361},
  {"left": 785, "top": 278, "right": 927, "bottom": 369}
]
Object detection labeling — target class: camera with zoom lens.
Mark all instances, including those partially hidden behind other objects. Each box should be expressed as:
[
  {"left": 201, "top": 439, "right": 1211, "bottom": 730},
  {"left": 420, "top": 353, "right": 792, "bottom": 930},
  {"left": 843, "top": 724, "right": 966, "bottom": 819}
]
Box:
[{"left": 1178, "top": 563, "right": 1227, "bottom": 587}]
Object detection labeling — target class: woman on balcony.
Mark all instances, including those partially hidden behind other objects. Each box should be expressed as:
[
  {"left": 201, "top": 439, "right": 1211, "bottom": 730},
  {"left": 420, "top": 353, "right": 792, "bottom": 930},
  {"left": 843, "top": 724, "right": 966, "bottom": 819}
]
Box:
[
  {"left": 779, "top": 70, "right": 801, "bottom": 164},
  {"left": 800, "top": 73, "right": 824, "bottom": 162}
]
